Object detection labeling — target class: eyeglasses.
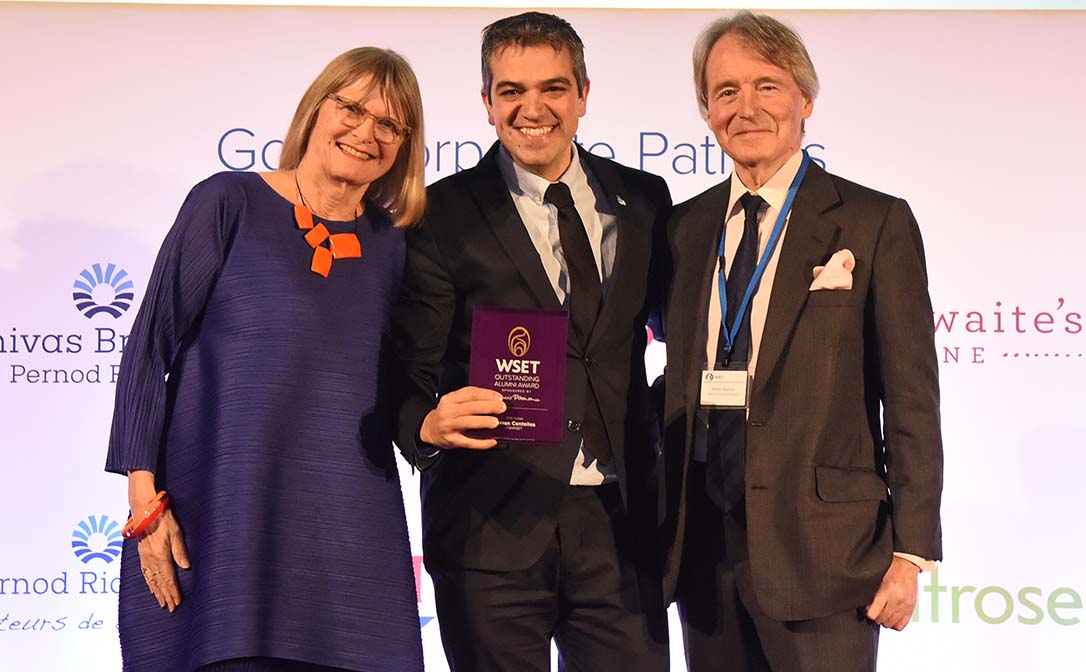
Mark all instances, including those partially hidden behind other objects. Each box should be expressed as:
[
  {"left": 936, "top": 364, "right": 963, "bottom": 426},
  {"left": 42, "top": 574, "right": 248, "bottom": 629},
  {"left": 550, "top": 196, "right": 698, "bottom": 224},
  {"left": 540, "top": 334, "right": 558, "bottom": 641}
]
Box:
[{"left": 326, "top": 94, "right": 410, "bottom": 143}]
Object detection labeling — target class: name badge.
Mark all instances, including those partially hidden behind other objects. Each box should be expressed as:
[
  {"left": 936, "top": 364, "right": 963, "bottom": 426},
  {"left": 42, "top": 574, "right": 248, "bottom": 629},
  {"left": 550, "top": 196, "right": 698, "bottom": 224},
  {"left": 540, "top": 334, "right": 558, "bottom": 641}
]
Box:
[{"left": 699, "top": 367, "right": 750, "bottom": 408}]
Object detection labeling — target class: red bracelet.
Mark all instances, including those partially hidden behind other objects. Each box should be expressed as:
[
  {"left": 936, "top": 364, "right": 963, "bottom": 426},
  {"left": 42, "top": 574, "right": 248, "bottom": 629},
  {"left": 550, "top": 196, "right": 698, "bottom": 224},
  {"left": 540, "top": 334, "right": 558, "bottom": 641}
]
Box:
[{"left": 122, "top": 491, "right": 170, "bottom": 539}]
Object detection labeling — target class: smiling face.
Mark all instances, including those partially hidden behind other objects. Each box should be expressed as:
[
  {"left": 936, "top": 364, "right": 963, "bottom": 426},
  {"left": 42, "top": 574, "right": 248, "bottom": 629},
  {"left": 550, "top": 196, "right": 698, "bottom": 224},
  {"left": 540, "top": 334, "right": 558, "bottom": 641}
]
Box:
[
  {"left": 303, "top": 76, "right": 403, "bottom": 189},
  {"left": 704, "top": 33, "right": 813, "bottom": 188},
  {"left": 482, "top": 44, "right": 588, "bottom": 182}
]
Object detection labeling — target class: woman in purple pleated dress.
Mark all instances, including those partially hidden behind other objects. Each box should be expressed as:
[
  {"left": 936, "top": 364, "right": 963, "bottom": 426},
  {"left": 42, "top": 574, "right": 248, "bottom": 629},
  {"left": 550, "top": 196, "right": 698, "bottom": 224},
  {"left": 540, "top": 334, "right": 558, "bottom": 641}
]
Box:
[{"left": 106, "top": 47, "right": 426, "bottom": 672}]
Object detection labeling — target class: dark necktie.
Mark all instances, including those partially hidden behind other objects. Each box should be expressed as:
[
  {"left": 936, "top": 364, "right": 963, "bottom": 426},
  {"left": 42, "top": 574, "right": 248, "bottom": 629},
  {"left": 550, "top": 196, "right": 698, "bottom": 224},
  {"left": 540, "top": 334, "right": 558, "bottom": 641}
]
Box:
[
  {"left": 544, "top": 182, "right": 602, "bottom": 345},
  {"left": 707, "top": 192, "right": 765, "bottom": 513},
  {"left": 544, "top": 181, "right": 609, "bottom": 464}
]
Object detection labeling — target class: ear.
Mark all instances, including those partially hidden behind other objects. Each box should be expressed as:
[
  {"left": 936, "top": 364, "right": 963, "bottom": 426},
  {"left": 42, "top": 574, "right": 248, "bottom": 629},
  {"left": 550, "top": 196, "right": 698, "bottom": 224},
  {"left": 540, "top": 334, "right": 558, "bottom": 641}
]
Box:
[
  {"left": 577, "top": 78, "right": 591, "bottom": 118},
  {"left": 481, "top": 87, "right": 496, "bottom": 126},
  {"left": 802, "top": 93, "right": 814, "bottom": 120}
]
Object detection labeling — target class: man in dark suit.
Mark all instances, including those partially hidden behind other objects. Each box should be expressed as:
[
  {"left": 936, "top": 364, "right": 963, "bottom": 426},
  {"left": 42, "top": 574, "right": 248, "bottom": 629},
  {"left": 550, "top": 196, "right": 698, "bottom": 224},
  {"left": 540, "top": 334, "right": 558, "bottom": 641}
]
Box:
[
  {"left": 391, "top": 12, "right": 671, "bottom": 672},
  {"left": 659, "top": 12, "right": 943, "bottom": 672}
]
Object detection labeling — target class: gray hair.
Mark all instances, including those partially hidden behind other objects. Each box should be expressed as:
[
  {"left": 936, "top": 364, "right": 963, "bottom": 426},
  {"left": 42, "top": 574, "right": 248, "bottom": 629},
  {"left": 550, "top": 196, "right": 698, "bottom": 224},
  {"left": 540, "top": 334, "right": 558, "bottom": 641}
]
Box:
[{"left": 693, "top": 11, "right": 819, "bottom": 118}]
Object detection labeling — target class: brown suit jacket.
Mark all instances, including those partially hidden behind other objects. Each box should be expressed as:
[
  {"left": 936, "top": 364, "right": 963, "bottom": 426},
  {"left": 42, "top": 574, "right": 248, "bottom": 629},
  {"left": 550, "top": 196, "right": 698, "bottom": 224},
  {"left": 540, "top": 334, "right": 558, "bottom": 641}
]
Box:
[{"left": 660, "top": 162, "right": 943, "bottom": 621}]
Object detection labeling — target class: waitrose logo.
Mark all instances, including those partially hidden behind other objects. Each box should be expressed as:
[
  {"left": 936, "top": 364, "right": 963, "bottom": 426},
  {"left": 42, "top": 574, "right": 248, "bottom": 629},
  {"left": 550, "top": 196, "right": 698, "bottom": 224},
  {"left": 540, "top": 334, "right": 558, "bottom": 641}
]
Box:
[{"left": 912, "top": 570, "right": 1082, "bottom": 626}]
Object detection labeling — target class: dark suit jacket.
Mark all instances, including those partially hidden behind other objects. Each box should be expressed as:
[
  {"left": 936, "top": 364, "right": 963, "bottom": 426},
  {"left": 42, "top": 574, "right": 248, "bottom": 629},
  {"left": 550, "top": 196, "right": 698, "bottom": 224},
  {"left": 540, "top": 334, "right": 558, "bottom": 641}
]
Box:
[
  {"left": 392, "top": 142, "right": 671, "bottom": 572},
  {"left": 660, "top": 162, "right": 943, "bottom": 621}
]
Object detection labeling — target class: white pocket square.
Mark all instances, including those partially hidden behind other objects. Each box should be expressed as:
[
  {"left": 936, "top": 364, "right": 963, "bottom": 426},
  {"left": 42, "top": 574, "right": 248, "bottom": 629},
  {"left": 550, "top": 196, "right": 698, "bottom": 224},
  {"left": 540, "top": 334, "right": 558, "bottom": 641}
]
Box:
[{"left": 810, "top": 249, "right": 855, "bottom": 291}]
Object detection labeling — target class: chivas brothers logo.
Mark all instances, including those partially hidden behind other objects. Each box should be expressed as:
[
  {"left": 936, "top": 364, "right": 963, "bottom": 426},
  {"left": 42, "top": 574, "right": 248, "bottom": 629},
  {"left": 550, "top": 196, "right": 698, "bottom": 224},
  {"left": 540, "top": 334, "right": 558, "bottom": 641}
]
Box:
[{"left": 72, "top": 263, "right": 134, "bottom": 319}]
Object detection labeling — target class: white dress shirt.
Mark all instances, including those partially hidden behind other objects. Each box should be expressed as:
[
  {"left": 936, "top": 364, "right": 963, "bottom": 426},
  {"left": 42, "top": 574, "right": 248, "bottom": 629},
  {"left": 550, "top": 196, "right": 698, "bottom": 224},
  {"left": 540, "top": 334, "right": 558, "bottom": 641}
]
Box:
[
  {"left": 497, "top": 144, "right": 617, "bottom": 486},
  {"left": 693, "top": 150, "right": 803, "bottom": 461}
]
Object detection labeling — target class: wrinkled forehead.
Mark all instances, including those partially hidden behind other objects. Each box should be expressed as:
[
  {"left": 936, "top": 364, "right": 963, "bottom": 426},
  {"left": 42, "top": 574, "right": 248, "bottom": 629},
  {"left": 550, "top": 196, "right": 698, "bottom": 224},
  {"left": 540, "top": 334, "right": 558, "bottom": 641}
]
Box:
[
  {"left": 335, "top": 74, "right": 408, "bottom": 121},
  {"left": 717, "top": 33, "right": 799, "bottom": 82}
]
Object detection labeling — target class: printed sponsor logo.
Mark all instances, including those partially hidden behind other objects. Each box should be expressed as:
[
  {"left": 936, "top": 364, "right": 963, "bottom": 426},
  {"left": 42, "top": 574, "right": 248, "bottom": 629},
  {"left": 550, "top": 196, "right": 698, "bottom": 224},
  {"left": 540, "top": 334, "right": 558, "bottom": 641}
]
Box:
[{"left": 72, "top": 263, "right": 133, "bottom": 319}]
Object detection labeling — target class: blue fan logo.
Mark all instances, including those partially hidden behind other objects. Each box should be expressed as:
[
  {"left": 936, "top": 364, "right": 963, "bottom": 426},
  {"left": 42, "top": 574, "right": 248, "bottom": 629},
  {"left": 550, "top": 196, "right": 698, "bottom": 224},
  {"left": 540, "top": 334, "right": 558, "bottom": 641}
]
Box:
[
  {"left": 73, "top": 263, "right": 134, "bottom": 319},
  {"left": 72, "top": 515, "right": 124, "bottom": 564}
]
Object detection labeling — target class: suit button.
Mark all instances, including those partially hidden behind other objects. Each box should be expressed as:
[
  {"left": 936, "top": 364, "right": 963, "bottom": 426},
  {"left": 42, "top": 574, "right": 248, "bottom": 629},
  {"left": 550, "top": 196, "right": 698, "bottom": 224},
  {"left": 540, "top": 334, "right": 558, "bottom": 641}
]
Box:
[
  {"left": 567, "top": 419, "right": 582, "bottom": 432},
  {"left": 584, "top": 356, "right": 596, "bottom": 366}
]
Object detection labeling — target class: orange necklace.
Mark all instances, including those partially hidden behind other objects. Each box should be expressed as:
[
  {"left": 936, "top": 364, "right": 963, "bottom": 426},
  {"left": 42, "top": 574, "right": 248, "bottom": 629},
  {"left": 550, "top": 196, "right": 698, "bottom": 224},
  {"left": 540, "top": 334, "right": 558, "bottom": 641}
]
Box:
[{"left": 293, "top": 173, "right": 363, "bottom": 277}]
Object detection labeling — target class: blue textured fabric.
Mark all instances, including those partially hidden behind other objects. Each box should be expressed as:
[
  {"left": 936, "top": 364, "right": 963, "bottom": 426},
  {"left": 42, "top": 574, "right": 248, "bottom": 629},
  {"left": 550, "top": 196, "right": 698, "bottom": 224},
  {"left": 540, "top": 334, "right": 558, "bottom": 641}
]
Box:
[
  {"left": 197, "top": 658, "right": 351, "bottom": 671},
  {"left": 106, "top": 172, "right": 422, "bottom": 672}
]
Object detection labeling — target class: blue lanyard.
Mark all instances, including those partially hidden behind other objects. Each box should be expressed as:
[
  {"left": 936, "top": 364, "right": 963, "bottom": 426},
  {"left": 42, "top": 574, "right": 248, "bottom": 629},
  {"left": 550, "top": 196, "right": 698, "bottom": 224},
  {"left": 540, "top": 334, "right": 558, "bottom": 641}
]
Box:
[{"left": 717, "top": 150, "right": 810, "bottom": 357}]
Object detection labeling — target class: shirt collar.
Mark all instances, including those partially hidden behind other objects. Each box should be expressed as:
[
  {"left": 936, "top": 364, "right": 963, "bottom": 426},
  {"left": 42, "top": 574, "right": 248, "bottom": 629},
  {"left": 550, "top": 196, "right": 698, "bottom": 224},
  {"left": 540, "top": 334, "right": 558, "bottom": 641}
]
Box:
[
  {"left": 497, "top": 143, "right": 585, "bottom": 205},
  {"left": 727, "top": 149, "right": 805, "bottom": 218}
]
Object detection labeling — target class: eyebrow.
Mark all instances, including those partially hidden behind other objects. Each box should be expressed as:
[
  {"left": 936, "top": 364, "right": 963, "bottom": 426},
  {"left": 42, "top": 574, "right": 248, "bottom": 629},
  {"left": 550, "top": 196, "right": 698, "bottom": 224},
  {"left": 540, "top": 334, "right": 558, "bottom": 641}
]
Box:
[
  {"left": 335, "top": 92, "right": 406, "bottom": 123},
  {"left": 711, "top": 75, "right": 785, "bottom": 94},
  {"left": 494, "top": 76, "right": 574, "bottom": 90}
]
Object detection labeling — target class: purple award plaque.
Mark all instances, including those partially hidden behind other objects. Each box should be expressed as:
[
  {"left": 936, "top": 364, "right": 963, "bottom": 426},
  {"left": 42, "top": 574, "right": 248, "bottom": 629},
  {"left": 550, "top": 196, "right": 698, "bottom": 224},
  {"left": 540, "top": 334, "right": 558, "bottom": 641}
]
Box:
[{"left": 469, "top": 306, "right": 568, "bottom": 444}]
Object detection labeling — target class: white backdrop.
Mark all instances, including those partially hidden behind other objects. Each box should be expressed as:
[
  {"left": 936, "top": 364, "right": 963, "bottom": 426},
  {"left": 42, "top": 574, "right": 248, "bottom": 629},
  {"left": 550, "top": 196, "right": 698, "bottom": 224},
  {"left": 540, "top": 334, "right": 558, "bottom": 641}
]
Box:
[{"left": 1, "top": 3, "right": 1084, "bottom": 670}]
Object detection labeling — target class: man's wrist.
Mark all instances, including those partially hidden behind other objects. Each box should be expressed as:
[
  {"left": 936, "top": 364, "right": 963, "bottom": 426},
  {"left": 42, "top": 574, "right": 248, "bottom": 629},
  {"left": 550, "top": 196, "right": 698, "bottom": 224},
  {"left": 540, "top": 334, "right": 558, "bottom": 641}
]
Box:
[
  {"left": 894, "top": 552, "right": 936, "bottom": 573},
  {"left": 415, "top": 439, "right": 442, "bottom": 460},
  {"left": 414, "top": 418, "right": 443, "bottom": 460}
]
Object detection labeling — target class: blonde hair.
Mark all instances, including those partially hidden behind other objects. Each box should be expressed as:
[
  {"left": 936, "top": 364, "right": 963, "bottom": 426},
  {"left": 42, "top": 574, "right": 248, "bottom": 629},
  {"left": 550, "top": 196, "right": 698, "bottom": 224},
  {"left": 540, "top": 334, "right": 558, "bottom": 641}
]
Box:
[
  {"left": 280, "top": 47, "right": 426, "bottom": 228},
  {"left": 693, "top": 11, "right": 819, "bottom": 119}
]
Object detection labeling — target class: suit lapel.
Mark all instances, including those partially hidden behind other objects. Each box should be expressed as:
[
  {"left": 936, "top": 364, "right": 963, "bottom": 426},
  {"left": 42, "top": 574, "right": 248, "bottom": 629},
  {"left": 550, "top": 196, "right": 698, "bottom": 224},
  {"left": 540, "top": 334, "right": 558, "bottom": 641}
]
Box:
[
  {"left": 581, "top": 151, "right": 637, "bottom": 350},
  {"left": 682, "top": 181, "right": 730, "bottom": 415},
  {"left": 751, "top": 163, "right": 843, "bottom": 403},
  {"left": 469, "top": 143, "right": 561, "bottom": 310}
]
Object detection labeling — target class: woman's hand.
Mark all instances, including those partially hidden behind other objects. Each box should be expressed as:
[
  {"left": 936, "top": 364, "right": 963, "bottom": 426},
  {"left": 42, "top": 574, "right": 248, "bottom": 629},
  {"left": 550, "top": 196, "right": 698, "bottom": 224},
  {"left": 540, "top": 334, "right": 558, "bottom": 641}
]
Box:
[
  {"left": 128, "top": 471, "right": 190, "bottom": 612},
  {"left": 136, "top": 509, "right": 190, "bottom": 611}
]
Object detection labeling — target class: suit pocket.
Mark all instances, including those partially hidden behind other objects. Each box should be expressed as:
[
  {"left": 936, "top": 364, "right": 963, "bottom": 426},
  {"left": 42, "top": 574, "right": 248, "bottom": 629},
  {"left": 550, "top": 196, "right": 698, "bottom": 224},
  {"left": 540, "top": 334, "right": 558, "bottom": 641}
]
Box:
[
  {"left": 815, "top": 465, "right": 888, "bottom": 503},
  {"left": 805, "top": 289, "right": 856, "bottom": 308}
]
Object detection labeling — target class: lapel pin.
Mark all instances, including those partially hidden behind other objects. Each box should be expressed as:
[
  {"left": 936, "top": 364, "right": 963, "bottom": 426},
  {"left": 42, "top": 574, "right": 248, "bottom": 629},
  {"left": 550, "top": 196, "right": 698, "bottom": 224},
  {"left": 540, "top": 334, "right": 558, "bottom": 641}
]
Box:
[{"left": 616, "top": 194, "right": 627, "bottom": 206}]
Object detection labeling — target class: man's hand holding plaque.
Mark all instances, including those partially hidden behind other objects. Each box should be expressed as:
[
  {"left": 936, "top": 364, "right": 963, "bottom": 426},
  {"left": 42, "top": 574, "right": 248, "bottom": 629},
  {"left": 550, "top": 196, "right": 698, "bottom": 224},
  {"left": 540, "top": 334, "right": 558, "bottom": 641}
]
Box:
[
  {"left": 419, "top": 387, "right": 506, "bottom": 450},
  {"left": 467, "top": 306, "right": 569, "bottom": 445}
]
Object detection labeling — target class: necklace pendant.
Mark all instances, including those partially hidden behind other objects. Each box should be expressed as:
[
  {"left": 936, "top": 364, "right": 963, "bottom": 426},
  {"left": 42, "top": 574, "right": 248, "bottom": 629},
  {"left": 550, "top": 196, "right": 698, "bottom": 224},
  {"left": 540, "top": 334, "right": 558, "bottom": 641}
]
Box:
[
  {"left": 294, "top": 204, "right": 315, "bottom": 230},
  {"left": 310, "top": 247, "right": 333, "bottom": 277},
  {"left": 304, "top": 223, "right": 330, "bottom": 248},
  {"left": 292, "top": 195, "right": 362, "bottom": 278},
  {"left": 329, "top": 233, "right": 362, "bottom": 259}
]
